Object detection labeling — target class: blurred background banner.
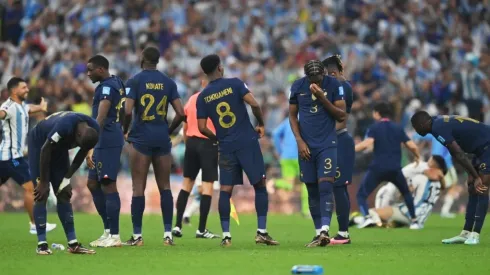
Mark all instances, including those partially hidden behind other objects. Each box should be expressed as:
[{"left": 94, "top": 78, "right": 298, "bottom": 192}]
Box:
[{"left": 1, "top": 0, "right": 489, "bottom": 214}]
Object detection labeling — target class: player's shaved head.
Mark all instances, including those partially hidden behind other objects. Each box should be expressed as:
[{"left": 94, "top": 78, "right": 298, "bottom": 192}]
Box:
[
  {"left": 77, "top": 124, "right": 99, "bottom": 149},
  {"left": 411, "top": 110, "right": 433, "bottom": 136},
  {"left": 88, "top": 55, "right": 109, "bottom": 70},
  {"left": 431, "top": 155, "right": 448, "bottom": 175},
  {"left": 142, "top": 46, "right": 160, "bottom": 65},
  {"left": 200, "top": 54, "right": 221, "bottom": 75}
]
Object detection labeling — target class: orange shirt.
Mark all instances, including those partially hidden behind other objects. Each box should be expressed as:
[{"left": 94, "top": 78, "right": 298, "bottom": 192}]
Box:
[{"left": 184, "top": 92, "right": 215, "bottom": 139}]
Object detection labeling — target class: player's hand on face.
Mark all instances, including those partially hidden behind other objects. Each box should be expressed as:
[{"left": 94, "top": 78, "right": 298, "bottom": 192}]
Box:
[
  {"left": 86, "top": 149, "right": 95, "bottom": 169},
  {"left": 40, "top": 97, "right": 48, "bottom": 112},
  {"left": 34, "top": 182, "right": 50, "bottom": 202},
  {"left": 309, "top": 83, "right": 324, "bottom": 98},
  {"left": 473, "top": 177, "right": 488, "bottom": 194},
  {"left": 297, "top": 139, "right": 311, "bottom": 161},
  {"left": 255, "top": 125, "right": 265, "bottom": 138}
]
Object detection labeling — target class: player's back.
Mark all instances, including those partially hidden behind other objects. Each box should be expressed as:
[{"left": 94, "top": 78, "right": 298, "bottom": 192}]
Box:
[
  {"left": 0, "top": 98, "right": 29, "bottom": 160},
  {"left": 290, "top": 76, "right": 340, "bottom": 149},
  {"left": 368, "top": 120, "right": 409, "bottom": 171},
  {"left": 432, "top": 115, "right": 490, "bottom": 155},
  {"left": 197, "top": 77, "right": 257, "bottom": 152},
  {"left": 92, "top": 75, "right": 125, "bottom": 148},
  {"left": 411, "top": 173, "right": 441, "bottom": 225},
  {"left": 126, "top": 70, "right": 179, "bottom": 147}
]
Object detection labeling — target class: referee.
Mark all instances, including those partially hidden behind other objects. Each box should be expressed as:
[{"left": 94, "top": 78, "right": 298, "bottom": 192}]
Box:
[{"left": 172, "top": 80, "right": 220, "bottom": 239}]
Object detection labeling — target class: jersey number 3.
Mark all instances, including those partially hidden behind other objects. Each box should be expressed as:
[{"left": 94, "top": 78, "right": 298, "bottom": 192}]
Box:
[
  {"left": 216, "top": 102, "right": 236, "bottom": 128},
  {"left": 141, "top": 94, "right": 167, "bottom": 121}
]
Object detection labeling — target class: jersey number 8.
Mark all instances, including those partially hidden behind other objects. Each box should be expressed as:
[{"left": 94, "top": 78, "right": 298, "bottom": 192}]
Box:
[
  {"left": 141, "top": 94, "right": 167, "bottom": 121},
  {"left": 216, "top": 102, "right": 236, "bottom": 128}
]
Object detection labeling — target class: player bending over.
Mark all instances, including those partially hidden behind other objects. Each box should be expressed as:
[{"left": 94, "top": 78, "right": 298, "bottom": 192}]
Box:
[
  {"left": 0, "top": 77, "right": 57, "bottom": 234},
  {"left": 359, "top": 156, "right": 447, "bottom": 229},
  {"left": 123, "top": 46, "right": 185, "bottom": 246},
  {"left": 411, "top": 111, "right": 490, "bottom": 245},
  {"left": 197, "top": 54, "right": 279, "bottom": 247},
  {"left": 289, "top": 60, "right": 346, "bottom": 247},
  {"left": 322, "top": 55, "right": 355, "bottom": 244},
  {"left": 30, "top": 111, "right": 99, "bottom": 255},
  {"left": 86, "top": 55, "right": 126, "bottom": 247},
  {"left": 355, "top": 102, "right": 421, "bottom": 229}
]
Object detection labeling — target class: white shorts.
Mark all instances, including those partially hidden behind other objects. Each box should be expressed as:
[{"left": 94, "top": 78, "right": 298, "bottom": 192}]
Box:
[
  {"left": 375, "top": 183, "right": 399, "bottom": 208},
  {"left": 444, "top": 166, "right": 458, "bottom": 188},
  {"left": 389, "top": 204, "right": 411, "bottom": 225}
]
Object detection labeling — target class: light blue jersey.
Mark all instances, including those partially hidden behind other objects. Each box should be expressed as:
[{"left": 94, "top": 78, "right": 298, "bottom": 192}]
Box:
[
  {"left": 413, "top": 133, "right": 453, "bottom": 168},
  {"left": 272, "top": 118, "right": 298, "bottom": 160}
]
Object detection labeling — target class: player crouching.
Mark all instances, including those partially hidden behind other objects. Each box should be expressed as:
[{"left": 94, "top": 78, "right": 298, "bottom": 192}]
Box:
[{"left": 356, "top": 156, "right": 447, "bottom": 229}]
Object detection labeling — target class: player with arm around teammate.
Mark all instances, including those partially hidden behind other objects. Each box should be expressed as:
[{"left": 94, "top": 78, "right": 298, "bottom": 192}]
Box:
[
  {"left": 411, "top": 111, "right": 490, "bottom": 245},
  {"left": 196, "top": 54, "right": 279, "bottom": 247},
  {"left": 322, "top": 55, "right": 355, "bottom": 244},
  {"left": 0, "top": 77, "right": 57, "bottom": 234},
  {"left": 29, "top": 111, "right": 99, "bottom": 255},
  {"left": 123, "top": 46, "right": 185, "bottom": 246},
  {"left": 289, "top": 60, "right": 347, "bottom": 247},
  {"left": 85, "top": 55, "right": 126, "bottom": 247},
  {"left": 361, "top": 155, "right": 447, "bottom": 229}
]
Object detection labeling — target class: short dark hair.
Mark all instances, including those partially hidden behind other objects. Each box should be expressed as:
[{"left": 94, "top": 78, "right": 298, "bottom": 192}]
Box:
[
  {"left": 373, "top": 102, "right": 393, "bottom": 118},
  {"left": 322, "top": 55, "right": 343, "bottom": 73},
  {"left": 7, "top": 77, "right": 26, "bottom": 92},
  {"left": 88, "top": 55, "right": 109, "bottom": 70},
  {"left": 411, "top": 110, "right": 432, "bottom": 127},
  {"left": 432, "top": 155, "right": 448, "bottom": 175},
  {"left": 200, "top": 54, "right": 221, "bottom": 75},
  {"left": 142, "top": 46, "right": 160, "bottom": 64},
  {"left": 304, "top": 60, "right": 324, "bottom": 77}
]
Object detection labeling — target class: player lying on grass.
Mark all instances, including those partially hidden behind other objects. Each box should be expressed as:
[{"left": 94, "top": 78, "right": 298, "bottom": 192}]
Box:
[
  {"left": 355, "top": 156, "right": 447, "bottom": 229},
  {"left": 411, "top": 111, "right": 490, "bottom": 245},
  {"left": 30, "top": 111, "right": 99, "bottom": 255}
]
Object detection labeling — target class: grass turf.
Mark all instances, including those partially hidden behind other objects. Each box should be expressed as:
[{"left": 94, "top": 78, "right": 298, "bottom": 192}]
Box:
[{"left": 0, "top": 213, "right": 489, "bottom": 275}]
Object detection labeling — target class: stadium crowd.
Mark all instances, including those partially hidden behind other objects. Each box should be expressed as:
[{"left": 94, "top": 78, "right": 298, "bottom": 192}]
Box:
[{"left": 0, "top": 0, "right": 489, "bottom": 188}]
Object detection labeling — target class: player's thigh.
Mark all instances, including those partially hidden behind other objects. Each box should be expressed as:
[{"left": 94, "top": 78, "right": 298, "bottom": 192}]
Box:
[
  {"left": 198, "top": 139, "right": 218, "bottom": 183},
  {"left": 335, "top": 133, "right": 355, "bottom": 187},
  {"left": 389, "top": 204, "right": 411, "bottom": 225},
  {"left": 219, "top": 151, "right": 243, "bottom": 186},
  {"left": 476, "top": 149, "right": 490, "bottom": 183},
  {"left": 0, "top": 160, "right": 13, "bottom": 185},
  {"left": 95, "top": 147, "right": 123, "bottom": 182},
  {"left": 280, "top": 159, "right": 299, "bottom": 179},
  {"left": 50, "top": 152, "right": 70, "bottom": 193},
  {"left": 236, "top": 141, "right": 266, "bottom": 185},
  {"left": 183, "top": 138, "right": 201, "bottom": 180},
  {"left": 375, "top": 183, "right": 398, "bottom": 208},
  {"left": 299, "top": 157, "right": 317, "bottom": 183},
  {"left": 358, "top": 169, "right": 381, "bottom": 196},
  {"left": 152, "top": 153, "right": 172, "bottom": 190},
  {"left": 27, "top": 142, "right": 41, "bottom": 185},
  {"left": 387, "top": 170, "right": 410, "bottom": 194},
  {"left": 315, "top": 147, "right": 337, "bottom": 181},
  {"left": 128, "top": 143, "right": 152, "bottom": 186}
]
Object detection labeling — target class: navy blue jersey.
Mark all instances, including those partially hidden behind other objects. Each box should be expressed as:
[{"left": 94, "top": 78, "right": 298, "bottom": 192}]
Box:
[
  {"left": 367, "top": 119, "right": 409, "bottom": 170},
  {"left": 92, "top": 76, "right": 125, "bottom": 148},
  {"left": 431, "top": 115, "right": 490, "bottom": 155},
  {"left": 289, "top": 75, "right": 343, "bottom": 149},
  {"left": 126, "top": 70, "right": 180, "bottom": 147},
  {"left": 33, "top": 111, "right": 99, "bottom": 150},
  {"left": 196, "top": 77, "right": 257, "bottom": 153},
  {"left": 341, "top": 80, "right": 353, "bottom": 114}
]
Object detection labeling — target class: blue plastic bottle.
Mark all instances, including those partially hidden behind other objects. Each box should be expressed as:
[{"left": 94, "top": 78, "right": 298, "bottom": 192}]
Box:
[{"left": 291, "top": 265, "right": 323, "bottom": 274}]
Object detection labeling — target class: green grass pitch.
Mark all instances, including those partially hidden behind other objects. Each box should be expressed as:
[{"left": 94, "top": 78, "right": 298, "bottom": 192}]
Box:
[{"left": 1, "top": 213, "right": 489, "bottom": 275}]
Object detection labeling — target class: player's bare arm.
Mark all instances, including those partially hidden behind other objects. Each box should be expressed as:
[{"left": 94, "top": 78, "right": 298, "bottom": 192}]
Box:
[
  {"left": 28, "top": 97, "right": 48, "bottom": 115},
  {"left": 309, "top": 83, "right": 346, "bottom": 122},
  {"left": 123, "top": 98, "right": 134, "bottom": 136},
  {"left": 355, "top": 137, "right": 374, "bottom": 152},
  {"left": 66, "top": 148, "right": 91, "bottom": 179},
  {"left": 243, "top": 93, "right": 265, "bottom": 137},
  {"left": 183, "top": 122, "right": 188, "bottom": 143},
  {"left": 36, "top": 140, "right": 54, "bottom": 201},
  {"left": 0, "top": 110, "right": 6, "bottom": 120},
  {"left": 288, "top": 104, "right": 310, "bottom": 160},
  {"left": 168, "top": 98, "right": 185, "bottom": 135},
  {"left": 198, "top": 118, "right": 217, "bottom": 142},
  {"left": 96, "top": 99, "right": 111, "bottom": 130},
  {"left": 446, "top": 141, "right": 487, "bottom": 193},
  {"left": 404, "top": 140, "right": 421, "bottom": 165}
]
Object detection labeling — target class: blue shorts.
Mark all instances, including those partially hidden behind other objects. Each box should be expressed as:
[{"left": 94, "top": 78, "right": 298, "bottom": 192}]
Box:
[
  {"left": 299, "top": 146, "right": 337, "bottom": 183},
  {"left": 219, "top": 140, "right": 265, "bottom": 186},
  {"left": 88, "top": 146, "right": 122, "bottom": 182},
  {"left": 0, "top": 158, "right": 31, "bottom": 185},
  {"left": 474, "top": 147, "right": 490, "bottom": 174},
  {"left": 131, "top": 141, "right": 171, "bottom": 157},
  {"left": 334, "top": 131, "right": 355, "bottom": 187},
  {"left": 28, "top": 135, "right": 69, "bottom": 191}
]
